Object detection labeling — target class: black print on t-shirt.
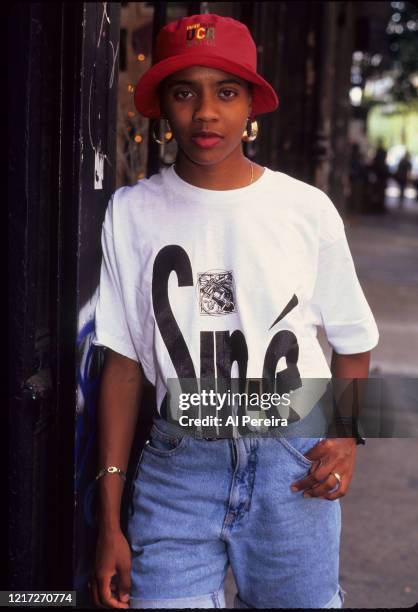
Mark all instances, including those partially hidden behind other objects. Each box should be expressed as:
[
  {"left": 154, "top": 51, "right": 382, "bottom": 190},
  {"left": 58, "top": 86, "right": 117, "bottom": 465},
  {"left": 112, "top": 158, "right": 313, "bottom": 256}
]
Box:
[
  {"left": 269, "top": 294, "right": 299, "bottom": 329},
  {"left": 197, "top": 270, "right": 236, "bottom": 315},
  {"left": 152, "top": 245, "right": 302, "bottom": 421}
]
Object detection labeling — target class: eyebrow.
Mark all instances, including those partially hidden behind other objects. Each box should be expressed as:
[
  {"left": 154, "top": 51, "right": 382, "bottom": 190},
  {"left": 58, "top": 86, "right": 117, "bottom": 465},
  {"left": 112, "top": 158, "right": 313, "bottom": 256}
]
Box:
[{"left": 166, "top": 78, "right": 245, "bottom": 88}]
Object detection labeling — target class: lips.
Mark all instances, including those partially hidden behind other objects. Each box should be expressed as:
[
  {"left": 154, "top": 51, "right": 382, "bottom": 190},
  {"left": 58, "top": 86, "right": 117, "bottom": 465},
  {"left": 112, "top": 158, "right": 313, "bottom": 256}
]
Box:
[{"left": 191, "top": 132, "right": 223, "bottom": 149}]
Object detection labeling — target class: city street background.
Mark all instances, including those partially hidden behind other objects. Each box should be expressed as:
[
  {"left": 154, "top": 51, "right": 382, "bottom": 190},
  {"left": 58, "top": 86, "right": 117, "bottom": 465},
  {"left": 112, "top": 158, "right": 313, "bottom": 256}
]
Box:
[{"left": 339, "top": 180, "right": 418, "bottom": 608}]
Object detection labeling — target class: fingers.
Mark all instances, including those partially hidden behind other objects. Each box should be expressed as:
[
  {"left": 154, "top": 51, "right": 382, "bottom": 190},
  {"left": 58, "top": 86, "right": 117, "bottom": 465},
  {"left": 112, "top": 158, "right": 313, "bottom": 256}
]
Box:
[
  {"left": 291, "top": 472, "right": 346, "bottom": 499},
  {"left": 117, "top": 566, "right": 132, "bottom": 605},
  {"left": 290, "top": 438, "right": 356, "bottom": 500},
  {"left": 99, "top": 575, "right": 130, "bottom": 609},
  {"left": 90, "top": 578, "right": 105, "bottom": 609},
  {"left": 323, "top": 486, "right": 347, "bottom": 501},
  {"left": 302, "top": 439, "right": 328, "bottom": 462},
  {"left": 303, "top": 472, "right": 346, "bottom": 499},
  {"left": 290, "top": 459, "right": 338, "bottom": 494},
  {"left": 89, "top": 574, "right": 130, "bottom": 609},
  {"left": 290, "top": 472, "right": 319, "bottom": 493}
]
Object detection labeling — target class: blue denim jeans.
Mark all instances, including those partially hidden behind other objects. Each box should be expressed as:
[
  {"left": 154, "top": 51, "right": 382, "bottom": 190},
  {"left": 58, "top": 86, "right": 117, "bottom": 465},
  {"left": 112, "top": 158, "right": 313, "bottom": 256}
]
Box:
[{"left": 127, "top": 405, "right": 345, "bottom": 608}]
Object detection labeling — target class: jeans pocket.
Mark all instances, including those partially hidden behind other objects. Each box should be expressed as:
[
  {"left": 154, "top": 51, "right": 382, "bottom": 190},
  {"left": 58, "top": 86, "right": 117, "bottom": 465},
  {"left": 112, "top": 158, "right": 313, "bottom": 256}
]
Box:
[
  {"left": 144, "top": 423, "right": 189, "bottom": 457},
  {"left": 276, "top": 436, "right": 324, "bottom": 467},
  {"left": 128, "top": 448, "right": 145, "bottom": 519}
]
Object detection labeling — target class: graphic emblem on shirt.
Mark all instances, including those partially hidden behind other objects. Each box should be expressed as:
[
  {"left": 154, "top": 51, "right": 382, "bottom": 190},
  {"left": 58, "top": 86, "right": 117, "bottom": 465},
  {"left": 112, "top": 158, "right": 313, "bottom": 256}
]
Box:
[{"left": 197, "top": 269, "right": 236, "bottom": 315}]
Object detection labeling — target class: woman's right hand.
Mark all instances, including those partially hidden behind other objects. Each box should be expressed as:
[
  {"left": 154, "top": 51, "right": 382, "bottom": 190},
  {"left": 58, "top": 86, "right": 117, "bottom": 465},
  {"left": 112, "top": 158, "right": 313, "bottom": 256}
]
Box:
[{"left": 90, "top": 526, "right": 132, "bottom": 609}]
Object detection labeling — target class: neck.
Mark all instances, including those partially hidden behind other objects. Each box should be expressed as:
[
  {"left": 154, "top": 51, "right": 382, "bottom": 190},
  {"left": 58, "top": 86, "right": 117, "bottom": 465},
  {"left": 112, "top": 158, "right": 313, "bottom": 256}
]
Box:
[{"left": 174, "top": 150, "right": 258, "bottom": 191}]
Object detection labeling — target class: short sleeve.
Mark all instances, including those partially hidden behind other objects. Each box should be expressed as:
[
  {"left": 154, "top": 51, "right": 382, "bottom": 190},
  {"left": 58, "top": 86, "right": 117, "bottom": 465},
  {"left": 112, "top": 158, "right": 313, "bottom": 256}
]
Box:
[
  {"left": 309, "top": 195, "right": 379, "bottom": 354},
  {"left": 91, "top": 194, "right": 139, "bottom": 362}
]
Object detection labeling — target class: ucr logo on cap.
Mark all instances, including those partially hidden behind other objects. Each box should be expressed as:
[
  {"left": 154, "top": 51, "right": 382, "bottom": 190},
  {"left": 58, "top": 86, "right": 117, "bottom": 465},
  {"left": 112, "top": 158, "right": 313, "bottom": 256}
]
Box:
[{"left": 185, "top": 23, "right": 216, "bottom": 46}]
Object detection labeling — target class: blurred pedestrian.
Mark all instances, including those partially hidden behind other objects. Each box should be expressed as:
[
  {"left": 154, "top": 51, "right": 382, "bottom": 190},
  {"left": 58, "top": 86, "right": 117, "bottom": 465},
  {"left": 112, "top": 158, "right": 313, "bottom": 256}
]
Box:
[
  {"left": 367, "top": 142, "right": 388, "bottom": 214},
  {"left": 395, "top": 152, "right": 412, "bottom": 208}
]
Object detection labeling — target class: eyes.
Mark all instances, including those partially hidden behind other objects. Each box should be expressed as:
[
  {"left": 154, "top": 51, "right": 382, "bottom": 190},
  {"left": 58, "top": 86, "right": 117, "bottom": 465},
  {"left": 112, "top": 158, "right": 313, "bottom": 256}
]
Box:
[{"left": 172, "top": 88, "right": 238, "bottom": 101}]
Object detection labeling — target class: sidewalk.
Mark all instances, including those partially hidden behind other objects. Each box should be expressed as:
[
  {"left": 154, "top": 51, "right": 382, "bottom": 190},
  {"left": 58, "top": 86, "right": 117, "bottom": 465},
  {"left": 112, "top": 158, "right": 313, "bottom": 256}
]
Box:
[
  {"left": 339, "top": 187, "right": 418, "bottom": 608},
  {"left": 344, "top": 187, "right": 418, "bottom": 377}
]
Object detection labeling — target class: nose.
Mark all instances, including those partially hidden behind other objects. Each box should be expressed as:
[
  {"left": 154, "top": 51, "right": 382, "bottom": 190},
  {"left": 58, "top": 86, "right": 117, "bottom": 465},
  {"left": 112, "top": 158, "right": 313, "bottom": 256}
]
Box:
[{"left": 192, "top": 91, "right": 220, "bottom": 123}]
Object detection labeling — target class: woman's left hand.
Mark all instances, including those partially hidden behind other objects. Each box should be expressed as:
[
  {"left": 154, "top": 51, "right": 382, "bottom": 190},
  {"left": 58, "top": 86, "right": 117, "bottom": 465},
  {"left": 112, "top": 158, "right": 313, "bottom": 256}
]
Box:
[{"left": 290, "top": 438, "right": 357, "bottom": 500}]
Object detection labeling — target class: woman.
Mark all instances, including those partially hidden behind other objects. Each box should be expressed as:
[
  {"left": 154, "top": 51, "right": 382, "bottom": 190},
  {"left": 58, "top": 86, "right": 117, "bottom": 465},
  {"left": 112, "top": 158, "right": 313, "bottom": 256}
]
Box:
[{"left": 90, "top": 13, "right": 378, "bottom": 609}]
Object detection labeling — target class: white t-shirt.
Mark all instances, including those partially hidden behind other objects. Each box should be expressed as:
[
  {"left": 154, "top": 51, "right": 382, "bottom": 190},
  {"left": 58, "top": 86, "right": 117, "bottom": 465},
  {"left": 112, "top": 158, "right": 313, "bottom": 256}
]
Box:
[{"left": 92, "top": 164, "right": 379, "bottom": 415}]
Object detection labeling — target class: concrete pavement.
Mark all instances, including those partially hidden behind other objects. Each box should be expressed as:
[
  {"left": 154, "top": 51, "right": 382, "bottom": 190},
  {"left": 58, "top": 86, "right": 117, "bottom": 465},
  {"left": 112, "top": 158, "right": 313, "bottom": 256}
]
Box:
[{"left": 337, "top": 187, "right": 418, "bottom": 608}]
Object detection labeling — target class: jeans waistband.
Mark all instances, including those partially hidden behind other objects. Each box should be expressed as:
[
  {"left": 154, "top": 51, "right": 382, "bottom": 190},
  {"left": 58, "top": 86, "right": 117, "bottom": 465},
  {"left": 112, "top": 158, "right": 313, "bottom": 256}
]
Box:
[
  {"left": 152, "top": 415, "right": 231, "bottom": 440},
  {"left": 153, "top": 396, "right": 330, "bottom": 440}
]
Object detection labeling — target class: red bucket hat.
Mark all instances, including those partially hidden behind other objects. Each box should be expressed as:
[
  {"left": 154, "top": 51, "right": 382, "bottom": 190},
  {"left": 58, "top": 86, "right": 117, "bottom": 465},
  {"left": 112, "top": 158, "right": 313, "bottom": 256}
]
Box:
[{"left": 134, "top": 13, "right": 279, "bottom": 119}]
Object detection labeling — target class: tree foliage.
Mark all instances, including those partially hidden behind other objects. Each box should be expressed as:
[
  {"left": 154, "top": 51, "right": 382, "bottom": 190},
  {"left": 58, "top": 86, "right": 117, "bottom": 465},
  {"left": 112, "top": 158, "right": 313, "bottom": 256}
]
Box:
[
  {"left": 387, "top": 1, "right": 418, "bottom": 104},
  {"left": 354, "top": 2, "right": 418, "bottom": 109}
]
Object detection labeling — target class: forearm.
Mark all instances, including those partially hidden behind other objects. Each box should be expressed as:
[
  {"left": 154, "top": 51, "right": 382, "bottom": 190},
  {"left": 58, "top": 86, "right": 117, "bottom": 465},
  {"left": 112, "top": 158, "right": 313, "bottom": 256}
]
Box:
[
  {"left": 97, "top": 349, "right": 144, "bottom": 531},
  {"left": 330, "top": 350, "right": 370, "bottom": 378},
  {"left": 330, "top": 349, "right": 370, "bottom": 428}
]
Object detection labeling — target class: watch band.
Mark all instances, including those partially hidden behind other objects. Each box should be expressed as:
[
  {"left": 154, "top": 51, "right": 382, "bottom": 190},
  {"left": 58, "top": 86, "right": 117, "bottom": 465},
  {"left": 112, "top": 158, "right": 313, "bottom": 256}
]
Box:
[{"left": 335, "top": 416, "right": 366, "bottom": 445}]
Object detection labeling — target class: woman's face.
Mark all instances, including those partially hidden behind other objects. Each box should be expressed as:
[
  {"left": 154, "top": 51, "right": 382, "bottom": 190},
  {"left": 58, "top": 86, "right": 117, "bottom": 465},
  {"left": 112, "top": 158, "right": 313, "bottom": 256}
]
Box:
[{"left": 158, "top": 65, "right": 252, "bottom": 165}]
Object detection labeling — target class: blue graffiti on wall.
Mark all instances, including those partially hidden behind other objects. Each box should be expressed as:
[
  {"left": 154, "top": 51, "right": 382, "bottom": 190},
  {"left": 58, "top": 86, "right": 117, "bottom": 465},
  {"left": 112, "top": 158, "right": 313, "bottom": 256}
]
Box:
[
  {"left": 75, "top": 318, "right": 102, "bottom": 524},
  {"left": 74, "top": 315, "right": 104, "bottom": 597}
]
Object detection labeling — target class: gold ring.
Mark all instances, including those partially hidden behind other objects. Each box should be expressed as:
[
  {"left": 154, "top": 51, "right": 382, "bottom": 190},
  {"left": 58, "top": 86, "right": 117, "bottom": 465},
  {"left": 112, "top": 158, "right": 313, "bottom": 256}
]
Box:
[{"left": 330, "top": 472, "right": 342, "bottom": 486}]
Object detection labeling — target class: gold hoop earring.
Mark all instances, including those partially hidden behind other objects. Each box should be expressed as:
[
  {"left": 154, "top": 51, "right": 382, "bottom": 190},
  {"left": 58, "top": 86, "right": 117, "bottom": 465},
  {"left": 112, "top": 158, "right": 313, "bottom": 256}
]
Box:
[
  {"left": 242, "top": 118, "right": 258, "bottom": 142},
  {"left": 152, "top": 119, "right": 174, "bottom": 144}
]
